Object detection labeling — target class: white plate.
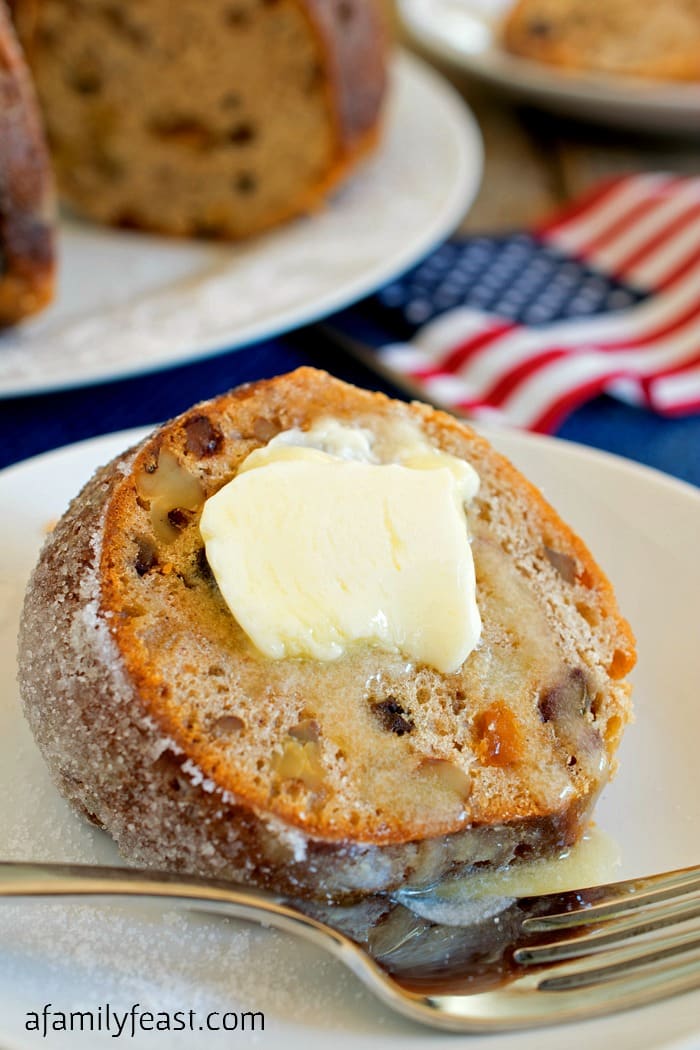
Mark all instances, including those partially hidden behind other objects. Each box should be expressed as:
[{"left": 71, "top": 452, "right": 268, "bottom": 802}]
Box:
[
  {"left": 1, "top": 426, "right": 699, "bottom": 1050},
  {"left": 400, "top": 0, "right": 700, "bottom": 133},
  {"left": 0, "top": 52, "right": 482, "bottom": 398}
]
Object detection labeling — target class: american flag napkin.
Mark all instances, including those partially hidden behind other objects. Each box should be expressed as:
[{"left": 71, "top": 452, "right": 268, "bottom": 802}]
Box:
[{"left": 375, "top": 174, "right": 700, "bottom": 432}]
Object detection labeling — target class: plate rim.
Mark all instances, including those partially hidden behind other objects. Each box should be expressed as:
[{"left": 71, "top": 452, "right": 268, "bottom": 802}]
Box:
[{"left": 399, "top": 0, "right": 700, "bottom": 123}]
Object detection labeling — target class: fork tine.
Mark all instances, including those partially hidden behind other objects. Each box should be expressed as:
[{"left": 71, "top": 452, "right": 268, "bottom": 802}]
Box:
[
  {"left": 516, "top": 897, "right": 700, "bottom": 963},
  {"left": 534, "top": 934, "right": 700, "bottom": 993},
  {"left": 432, "top": 943, "right": 700, "bottom": 1031},
  {"left": 517, "top": 947, "right": 700, "bottom": 1026},
  {"left": 518, "top": 919, "right": 700, "bottom": 973},
  {"left": 522, "top": 863, "right": 700, "bottom": 931}
]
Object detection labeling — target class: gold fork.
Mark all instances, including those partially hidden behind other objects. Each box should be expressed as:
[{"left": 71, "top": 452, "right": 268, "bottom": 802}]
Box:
[{"left": 1, "top": 860, "right": 699, "bottom": 1032}]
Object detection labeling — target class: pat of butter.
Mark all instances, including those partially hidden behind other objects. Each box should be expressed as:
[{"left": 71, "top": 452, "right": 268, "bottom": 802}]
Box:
[{"left": 199, "top": 421, "right": 481, "bottom": 673}]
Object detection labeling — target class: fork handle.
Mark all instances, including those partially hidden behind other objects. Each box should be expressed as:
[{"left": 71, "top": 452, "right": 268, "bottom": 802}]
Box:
[
  {"left": 0, "top": 860, "right": 439, "bottom": 1030},
  {"left": 0, "top": 859, "right": 347, "bottom": 955}
]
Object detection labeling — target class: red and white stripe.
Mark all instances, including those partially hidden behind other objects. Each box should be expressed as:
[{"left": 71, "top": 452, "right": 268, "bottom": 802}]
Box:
[{"left": 380, "top": 175, "right": 700, "bottom": 432}]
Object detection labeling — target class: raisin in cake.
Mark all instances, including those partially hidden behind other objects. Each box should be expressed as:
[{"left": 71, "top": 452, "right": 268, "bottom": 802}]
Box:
[
  {"left": 0, "top": 0, "right": 54, "bottom": 325},
  {"left": 18, "top": 369, "right": 635, "bottom": 900},
  {"left": 503, "top": 0, "right": 700, "bottom": 81},
  {"left": 12, "top": 0, "right": 387, "bottom": 239}
]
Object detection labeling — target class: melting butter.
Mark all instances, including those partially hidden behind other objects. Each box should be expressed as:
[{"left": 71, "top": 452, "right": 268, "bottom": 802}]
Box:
[
  {"left": 393, "top": 827, "right": 621, "bottom": 926},
  {"left": 199, "top": 418, "right": 481, "bottom": 673},
  {"left": 456, "top": 826, "right": 622, "bottom": 900}
]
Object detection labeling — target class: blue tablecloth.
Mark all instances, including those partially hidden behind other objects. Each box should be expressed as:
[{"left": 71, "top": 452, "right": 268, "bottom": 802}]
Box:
[{"left": 2, "top": 301, "right": 699, "bottom": 488}]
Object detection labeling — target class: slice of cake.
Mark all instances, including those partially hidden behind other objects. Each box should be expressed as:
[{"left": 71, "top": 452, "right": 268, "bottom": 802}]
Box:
[
  {"left": 12, "top": 0, "right": 387, "bottom": 239},
  {"left": 503, "top": 0, "right": 700, "bottom": 82},
  {"left": 18, "top": 369, "right": 635, "bottom": 900}
]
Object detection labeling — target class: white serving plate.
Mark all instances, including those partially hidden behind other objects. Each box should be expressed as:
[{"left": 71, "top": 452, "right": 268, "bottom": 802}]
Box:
[
  {"left": 1, "top": 425, "right": 699, "bottom": 1049},
  {"left": 400, "top": 0, "right": 700, "bottom": 134}
]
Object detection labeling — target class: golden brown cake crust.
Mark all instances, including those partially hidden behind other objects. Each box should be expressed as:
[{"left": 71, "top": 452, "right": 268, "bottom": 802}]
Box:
[
  {"left": 18, "top": 369, "right": 635, "bottom": 900},
  {"left": 502, "top": 0, "right": 700, "bottom": 81},
  {"left": 0, "top": 0, "right": 54, "bottom": 325},
  {"left": 302, "top": 0, "right": 387, "bottom": 149}
]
